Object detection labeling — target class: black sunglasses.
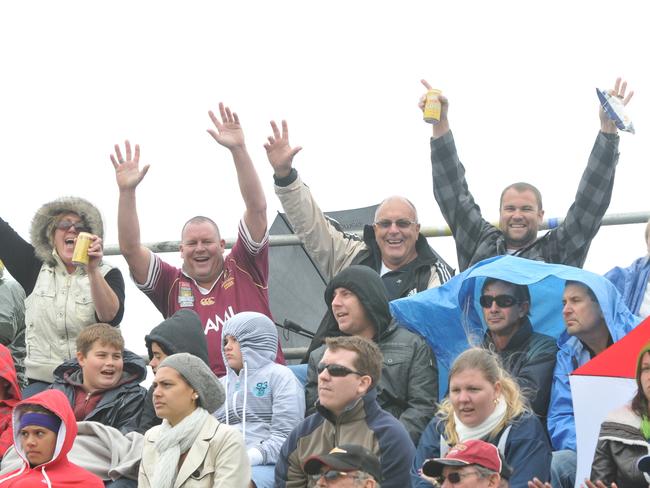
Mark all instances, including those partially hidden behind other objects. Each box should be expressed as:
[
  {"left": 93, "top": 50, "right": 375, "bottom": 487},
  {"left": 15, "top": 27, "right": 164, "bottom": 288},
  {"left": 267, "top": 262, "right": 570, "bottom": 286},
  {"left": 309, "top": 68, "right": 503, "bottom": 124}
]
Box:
[
  {"left": 373, "top": 219, "right": 417, "bottom": 229},
  {"left": 317, "top": 363, "right": 365, "bottom": 377},
  {"left": 479, "top": 294, "right": 519, "bottom": 308},
  {"left": 435, "top": 470, "right": 478, "bottom": 484},
  {"left": 309, "top": 470, "right": 362, "bottom": 482},
  {"left": 55, "top": 220, "right": 91, "bottom": 234}
]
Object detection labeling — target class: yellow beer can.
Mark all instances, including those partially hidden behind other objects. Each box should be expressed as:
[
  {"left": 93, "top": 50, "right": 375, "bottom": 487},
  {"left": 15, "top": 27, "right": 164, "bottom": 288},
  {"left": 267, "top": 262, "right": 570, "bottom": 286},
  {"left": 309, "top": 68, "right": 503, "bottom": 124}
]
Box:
[
  {"left": 72, "top": 232, "right": 92, "bottom": 266},
  {"left": 423, "top": 89, "right": 442, "bottom": 124}
]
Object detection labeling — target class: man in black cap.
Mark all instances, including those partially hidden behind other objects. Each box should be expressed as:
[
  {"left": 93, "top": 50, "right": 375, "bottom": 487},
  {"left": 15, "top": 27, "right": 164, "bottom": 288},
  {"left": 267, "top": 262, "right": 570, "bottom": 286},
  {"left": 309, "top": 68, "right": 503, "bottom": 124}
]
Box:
[{"left": 303, "top": 444, "right": 381, "bottom": 488}]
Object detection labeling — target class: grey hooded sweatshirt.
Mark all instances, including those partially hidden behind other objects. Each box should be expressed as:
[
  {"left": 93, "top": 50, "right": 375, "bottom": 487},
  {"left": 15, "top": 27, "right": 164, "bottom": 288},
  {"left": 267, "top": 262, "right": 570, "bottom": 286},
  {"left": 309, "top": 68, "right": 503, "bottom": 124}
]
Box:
[{"left": 214, "top": 312, "right": 305, "bottom": 466}]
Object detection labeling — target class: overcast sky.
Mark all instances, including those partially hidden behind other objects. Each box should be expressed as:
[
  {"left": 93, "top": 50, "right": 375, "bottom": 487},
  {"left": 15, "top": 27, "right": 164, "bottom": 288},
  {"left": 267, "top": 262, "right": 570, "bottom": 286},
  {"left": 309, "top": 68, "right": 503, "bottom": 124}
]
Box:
[{"left": 2, "top": 1, "right": 648, "bottom": 355}]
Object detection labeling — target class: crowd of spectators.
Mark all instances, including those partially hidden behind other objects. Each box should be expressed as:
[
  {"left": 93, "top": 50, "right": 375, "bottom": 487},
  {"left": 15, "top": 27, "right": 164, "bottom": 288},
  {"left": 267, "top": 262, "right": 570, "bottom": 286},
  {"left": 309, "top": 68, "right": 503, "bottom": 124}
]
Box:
[{"left": 0, "top": 79, "right": 647, "bottom": 487}]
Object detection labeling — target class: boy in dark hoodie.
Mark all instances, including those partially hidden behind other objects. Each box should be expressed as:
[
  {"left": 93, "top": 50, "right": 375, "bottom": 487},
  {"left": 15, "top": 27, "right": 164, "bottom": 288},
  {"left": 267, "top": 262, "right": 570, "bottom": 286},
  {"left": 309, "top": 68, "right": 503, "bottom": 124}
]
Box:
[
  {"left": 50, "top": 323, "right": 146, "bottom": 434},
  {"left": 305, "top": 265, "right": 438, "bottom": 444},
  {"left": 136, "top": 309, "right": 210, "bottom": 434}
]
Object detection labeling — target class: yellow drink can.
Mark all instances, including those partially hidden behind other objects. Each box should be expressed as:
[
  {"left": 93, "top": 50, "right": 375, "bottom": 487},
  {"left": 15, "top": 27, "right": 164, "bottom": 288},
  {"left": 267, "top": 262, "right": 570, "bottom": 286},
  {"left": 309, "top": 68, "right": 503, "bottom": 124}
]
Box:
[
  {"left": 72, "top": 232, "right": 92, "bottom": 266},
  {"left": 423, "top": 89, "right": 442, "bottom": 124}
]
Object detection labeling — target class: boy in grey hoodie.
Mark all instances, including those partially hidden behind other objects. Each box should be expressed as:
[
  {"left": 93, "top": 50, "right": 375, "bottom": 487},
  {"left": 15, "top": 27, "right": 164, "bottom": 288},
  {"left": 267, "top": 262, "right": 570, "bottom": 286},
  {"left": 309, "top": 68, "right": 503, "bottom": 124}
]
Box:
[{"left": 215, "top": 311, "right": 305, "bottom": 488}]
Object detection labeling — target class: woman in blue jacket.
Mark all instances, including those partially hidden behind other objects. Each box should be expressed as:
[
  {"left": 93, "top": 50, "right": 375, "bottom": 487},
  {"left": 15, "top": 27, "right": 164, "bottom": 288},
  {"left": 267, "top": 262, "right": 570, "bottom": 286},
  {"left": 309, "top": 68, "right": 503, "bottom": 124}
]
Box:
[{"left": 412, "top": 348, "right": 551, "bottom": 487}]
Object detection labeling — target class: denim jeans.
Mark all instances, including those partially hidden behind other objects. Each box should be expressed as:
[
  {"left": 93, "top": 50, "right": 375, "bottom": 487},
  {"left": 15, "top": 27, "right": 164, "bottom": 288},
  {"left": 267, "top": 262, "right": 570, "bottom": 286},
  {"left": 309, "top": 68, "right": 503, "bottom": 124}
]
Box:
[
  {"left": 288, "top": 364, "right": 308, "bottom": 388},
  {"left": 251, "top": 464, "right": 276, "bottom": 488},
  {"left": 551, "top": 449, "right": 576, "bottom": 488}
]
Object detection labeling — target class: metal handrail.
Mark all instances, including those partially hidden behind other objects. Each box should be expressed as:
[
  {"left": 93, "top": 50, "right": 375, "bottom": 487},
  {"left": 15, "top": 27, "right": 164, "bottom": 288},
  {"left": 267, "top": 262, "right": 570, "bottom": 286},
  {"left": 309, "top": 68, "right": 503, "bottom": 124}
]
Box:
[{"left": 103, "top": 210, "right": 650, "bottom": 256}]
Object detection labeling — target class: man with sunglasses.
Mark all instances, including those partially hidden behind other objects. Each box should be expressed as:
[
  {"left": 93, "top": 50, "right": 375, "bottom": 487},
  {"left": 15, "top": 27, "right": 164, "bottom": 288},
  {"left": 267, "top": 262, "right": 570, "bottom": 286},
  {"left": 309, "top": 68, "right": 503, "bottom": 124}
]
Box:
[
  {"left": 480, "top": 278, "right": 557, "bottom": 419},
  {"left": 275, "top": 336, "right": 415, "bottom": 488},
  {"left": 264, "top": 119, "right": 454, "bottom": 357},
  {"left": 420, "top": 78, "right": 634, "bottom": 272},
  {"left": 304, "top": 265, "right": 437, "bottom": 444},
  {"left": 303, "top": 444, "right": 381, "bottom": 487}
]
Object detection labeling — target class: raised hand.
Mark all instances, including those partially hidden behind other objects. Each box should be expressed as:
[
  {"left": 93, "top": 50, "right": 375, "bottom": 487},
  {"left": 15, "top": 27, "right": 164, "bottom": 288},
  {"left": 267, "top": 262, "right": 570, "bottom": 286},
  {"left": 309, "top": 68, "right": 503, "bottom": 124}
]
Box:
[
  {"left": 582, "top": 479, "right": 618, "bottom": 488},
  {"left": 110, "top": 140, "right": 150, "bottom": 191},
  {"left": 528, "top": 477, "right": 552, "bottom": 488},
  {"left": 207, "top": 102, "right": 245, "bottom": 150},
  {"left": 86, "top": 234, "right": 104, "bottom": 271},
  {"left": 419, "top": 79, "right": 450, "bottom": 138},
  {"left": 264, "top": 120, "right": 302, "bottom": 178},
  {"left": 600, "top": 77, "right": 634, "bottom": 134}
]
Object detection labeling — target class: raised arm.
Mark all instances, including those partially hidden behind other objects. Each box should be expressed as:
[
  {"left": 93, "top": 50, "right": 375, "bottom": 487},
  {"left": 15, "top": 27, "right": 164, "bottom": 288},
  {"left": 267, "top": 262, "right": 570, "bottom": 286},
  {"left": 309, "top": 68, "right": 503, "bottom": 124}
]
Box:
[
  {"left": 266, "top": 120, "right": 365, "bottom": 279},
  {"left": 208, "top": 103, "right": 267, "bottom": 243},
  {"left": 111, "top": 141, "right": 151, "bottom": 284},
  {"left": 549, "top": 78, "right": 634, "bottom": 267},
  {"left": 420, "top": 80, "right": 494, "bottom": 271}
]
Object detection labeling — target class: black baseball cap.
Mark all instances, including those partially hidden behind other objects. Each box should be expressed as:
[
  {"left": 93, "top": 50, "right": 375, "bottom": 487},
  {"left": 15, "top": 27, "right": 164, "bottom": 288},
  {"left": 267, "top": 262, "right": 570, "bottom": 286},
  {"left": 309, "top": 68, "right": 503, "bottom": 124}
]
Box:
[{"left": 303, "top": 444, "right": 382, "bottom": 482}]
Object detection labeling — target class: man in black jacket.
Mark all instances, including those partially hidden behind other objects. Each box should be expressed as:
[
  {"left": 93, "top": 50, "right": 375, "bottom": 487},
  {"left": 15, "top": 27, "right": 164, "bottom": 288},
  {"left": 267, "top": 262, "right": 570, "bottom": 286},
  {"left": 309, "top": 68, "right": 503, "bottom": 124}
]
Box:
[
  {"left": 480, "top": 278, "right": 557, "bottom": 419},
  {"left": 304, "top": 265, "right": 437, "bottom": 444}
]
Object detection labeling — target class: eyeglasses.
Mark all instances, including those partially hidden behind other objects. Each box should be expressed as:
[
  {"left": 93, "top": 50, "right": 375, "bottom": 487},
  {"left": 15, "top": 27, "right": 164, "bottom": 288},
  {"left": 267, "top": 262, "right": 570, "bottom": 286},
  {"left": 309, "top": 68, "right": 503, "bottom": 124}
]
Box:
[
  {"left": 309, "top": 470, "right": 363, "bottom": 483},
  {"left": 55, "top": 220, "right": 91, "bottom": 234},
  {"left": 479, "top": 294, "right": 519, "bottom": 308},
  {"left": 317, "top": 363, "right": 365, "bottom": 377},
  {"left": 373, "top": 219, "right": 417, "bottom": 229},
  {"left": 435, "top": 470, "right": 479, "bottom": 484}
]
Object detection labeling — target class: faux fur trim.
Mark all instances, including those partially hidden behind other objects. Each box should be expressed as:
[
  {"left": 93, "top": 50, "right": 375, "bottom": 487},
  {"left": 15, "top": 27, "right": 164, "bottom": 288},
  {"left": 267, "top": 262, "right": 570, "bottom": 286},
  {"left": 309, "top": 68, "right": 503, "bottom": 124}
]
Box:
[
  {"left": 603, "top": 404, "right": 642, "bottom": 428},
  {"left": 30, "top": 196, "right": 104, "bottom": 266}
]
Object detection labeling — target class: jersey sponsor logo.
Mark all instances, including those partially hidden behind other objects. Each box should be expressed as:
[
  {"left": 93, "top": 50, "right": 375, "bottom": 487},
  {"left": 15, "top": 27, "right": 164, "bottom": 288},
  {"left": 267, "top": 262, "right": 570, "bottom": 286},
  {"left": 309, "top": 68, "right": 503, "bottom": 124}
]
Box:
[
  {"left": 204, "top": 305, "right": 235, "bottom": 335},
  {"left": 200, "top": 297, "right": 215, "bottom": 306},
  {"left": 178, "top": 281, "right": 194, "bottom": 308}
]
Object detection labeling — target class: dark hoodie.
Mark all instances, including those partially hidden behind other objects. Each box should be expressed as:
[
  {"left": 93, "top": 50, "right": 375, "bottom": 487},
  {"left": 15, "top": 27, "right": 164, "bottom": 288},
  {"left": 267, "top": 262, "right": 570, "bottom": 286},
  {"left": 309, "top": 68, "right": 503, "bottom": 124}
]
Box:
[
  {"left": 136, "top": 309, "right": 209, "bottom": 433},
  {"left": 50, "top": 350, "right": 147, "bottom": 434},
  {"left": 305, "top": 265, "right": 438, "bottom": 444},
  {"left": 0, "top": 345, "right": 21, "bottom": 458},
  {"left": 0, "top": 389, "right": 103, "bottom": 487}
]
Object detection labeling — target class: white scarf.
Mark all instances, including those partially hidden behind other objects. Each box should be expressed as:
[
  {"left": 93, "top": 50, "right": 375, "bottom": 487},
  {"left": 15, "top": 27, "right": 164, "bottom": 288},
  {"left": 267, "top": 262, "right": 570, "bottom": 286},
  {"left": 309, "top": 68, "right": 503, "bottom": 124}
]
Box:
[
  {"left": 454, "top": 396, "right": 507, "bottom": 442},
  {"left": 152, "top": 407, "right": 209, "bottom": 488}
]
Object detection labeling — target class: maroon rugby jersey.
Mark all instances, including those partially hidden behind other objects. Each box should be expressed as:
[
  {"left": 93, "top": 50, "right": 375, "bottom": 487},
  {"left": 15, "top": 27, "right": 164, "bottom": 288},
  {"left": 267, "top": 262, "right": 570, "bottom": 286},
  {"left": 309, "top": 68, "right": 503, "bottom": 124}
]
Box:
[{"left": 137, "top": 220, "right": 284, "bottom": 376}]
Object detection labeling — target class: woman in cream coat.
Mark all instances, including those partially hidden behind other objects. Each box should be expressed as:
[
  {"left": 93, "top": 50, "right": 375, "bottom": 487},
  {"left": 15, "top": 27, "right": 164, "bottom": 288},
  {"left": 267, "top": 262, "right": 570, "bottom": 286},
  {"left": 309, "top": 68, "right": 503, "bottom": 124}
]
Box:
[{"left": 138, "top": 353, "right": 250, "bottom": 488}]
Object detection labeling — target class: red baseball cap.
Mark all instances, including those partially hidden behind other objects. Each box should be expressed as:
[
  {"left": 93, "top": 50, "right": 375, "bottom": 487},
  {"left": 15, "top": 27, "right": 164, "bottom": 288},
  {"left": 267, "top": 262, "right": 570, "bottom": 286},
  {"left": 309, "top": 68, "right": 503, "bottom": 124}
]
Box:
[{"left": 421, "top": 440, "right": 503, "bottom": 477}]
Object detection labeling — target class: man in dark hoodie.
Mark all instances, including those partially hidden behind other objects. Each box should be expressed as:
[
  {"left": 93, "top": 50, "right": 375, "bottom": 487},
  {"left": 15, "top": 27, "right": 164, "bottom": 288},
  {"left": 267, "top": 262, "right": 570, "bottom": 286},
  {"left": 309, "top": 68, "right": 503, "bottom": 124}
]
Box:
[
  {"left": 50, "top": 323, "right": 146, "bottom": 435},
  {"left": 136, "top": 309, "right": 210, "bottom": 434},
  {"left": 304, "top": 265, "right": 437, "bottom": 444}
]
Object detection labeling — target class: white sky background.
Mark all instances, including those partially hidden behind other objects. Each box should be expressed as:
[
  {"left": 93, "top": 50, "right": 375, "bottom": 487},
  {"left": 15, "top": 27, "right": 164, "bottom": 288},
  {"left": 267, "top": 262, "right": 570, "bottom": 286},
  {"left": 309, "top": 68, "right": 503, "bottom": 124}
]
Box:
[{"left": 1, "top": 1, "right": 649, "bottom": 356}]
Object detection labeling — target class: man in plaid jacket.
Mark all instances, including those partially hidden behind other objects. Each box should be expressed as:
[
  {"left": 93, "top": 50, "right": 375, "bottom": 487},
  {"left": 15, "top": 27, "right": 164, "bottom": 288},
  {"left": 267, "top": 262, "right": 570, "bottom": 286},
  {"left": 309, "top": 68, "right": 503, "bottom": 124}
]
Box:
[{"left": 420, "top": 78, "right": 634, "bottom": 272}]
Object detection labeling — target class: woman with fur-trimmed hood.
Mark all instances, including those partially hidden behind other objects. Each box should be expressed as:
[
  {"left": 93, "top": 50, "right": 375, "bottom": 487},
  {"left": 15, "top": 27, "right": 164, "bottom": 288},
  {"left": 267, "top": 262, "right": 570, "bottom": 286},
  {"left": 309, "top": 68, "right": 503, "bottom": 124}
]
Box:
[{"left": 0, "top": 197, "right": 125, "bottom": 396}]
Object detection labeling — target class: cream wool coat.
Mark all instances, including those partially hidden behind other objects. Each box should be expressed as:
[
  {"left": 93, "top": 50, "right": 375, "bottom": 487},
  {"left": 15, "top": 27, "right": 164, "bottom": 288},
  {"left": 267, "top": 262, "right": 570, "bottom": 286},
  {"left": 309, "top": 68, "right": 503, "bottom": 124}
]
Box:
[{"left": 138, "top": 415, "right": 250, "bottom": 488}]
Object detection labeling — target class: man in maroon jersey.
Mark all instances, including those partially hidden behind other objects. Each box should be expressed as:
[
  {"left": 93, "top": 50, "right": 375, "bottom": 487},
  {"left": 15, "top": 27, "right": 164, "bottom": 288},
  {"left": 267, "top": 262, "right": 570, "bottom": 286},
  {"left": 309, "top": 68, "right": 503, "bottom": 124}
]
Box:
[{"left": 111, "top": 103, "right": 284, "bottom": 377}]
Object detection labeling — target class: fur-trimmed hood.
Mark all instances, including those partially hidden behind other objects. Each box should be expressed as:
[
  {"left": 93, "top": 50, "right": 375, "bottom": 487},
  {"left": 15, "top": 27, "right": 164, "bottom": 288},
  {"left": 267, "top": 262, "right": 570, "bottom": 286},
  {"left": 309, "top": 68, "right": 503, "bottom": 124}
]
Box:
[{"left": 30, "top": 197, "right": 104, "bottom": 267}]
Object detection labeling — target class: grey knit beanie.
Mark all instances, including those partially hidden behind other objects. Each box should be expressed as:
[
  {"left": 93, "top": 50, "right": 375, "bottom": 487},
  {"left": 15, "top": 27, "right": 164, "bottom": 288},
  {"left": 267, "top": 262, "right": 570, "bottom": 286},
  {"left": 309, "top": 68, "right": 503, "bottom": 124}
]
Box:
[{"left": 158, "top": 353, "right": 225, "bottom": 413}]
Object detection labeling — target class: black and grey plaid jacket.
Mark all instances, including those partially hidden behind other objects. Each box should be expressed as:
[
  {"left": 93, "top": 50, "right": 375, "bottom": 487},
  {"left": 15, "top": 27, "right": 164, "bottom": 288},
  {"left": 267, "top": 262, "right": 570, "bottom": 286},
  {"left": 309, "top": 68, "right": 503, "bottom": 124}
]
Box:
[{"left": 430, "top": 130, "right": 620, "bottom": 271}]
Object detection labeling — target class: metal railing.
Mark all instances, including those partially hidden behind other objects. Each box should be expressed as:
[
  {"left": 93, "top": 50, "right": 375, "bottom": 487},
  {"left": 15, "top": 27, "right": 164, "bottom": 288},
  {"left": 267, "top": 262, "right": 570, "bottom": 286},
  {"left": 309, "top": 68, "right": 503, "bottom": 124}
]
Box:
[
  {"left": 103, "top": 211, "right": 650, "bottom": 256},
  {"left": 110, "top": 210, "right": 649, "bottom": 361}
]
